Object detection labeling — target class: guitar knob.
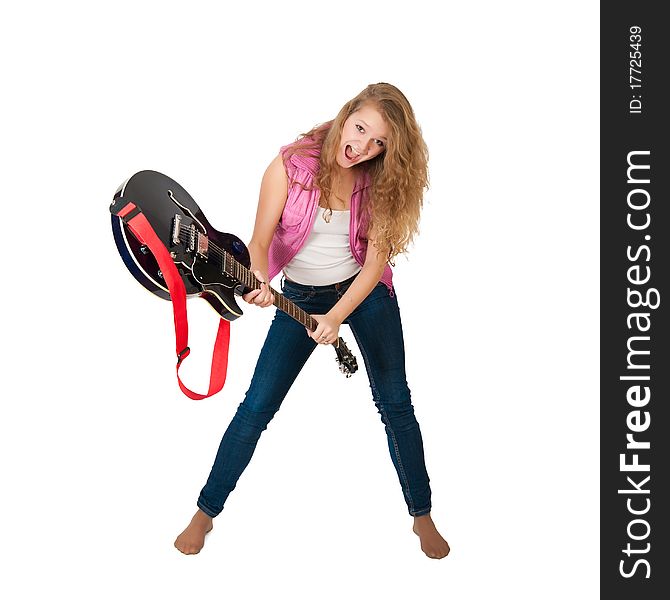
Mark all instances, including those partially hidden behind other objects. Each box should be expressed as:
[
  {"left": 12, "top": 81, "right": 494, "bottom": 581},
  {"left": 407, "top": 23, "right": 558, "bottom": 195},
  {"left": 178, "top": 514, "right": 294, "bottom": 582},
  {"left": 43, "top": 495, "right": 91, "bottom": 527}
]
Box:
[{"left": 140, "top": 245, "right": 150, "bottom": 255}]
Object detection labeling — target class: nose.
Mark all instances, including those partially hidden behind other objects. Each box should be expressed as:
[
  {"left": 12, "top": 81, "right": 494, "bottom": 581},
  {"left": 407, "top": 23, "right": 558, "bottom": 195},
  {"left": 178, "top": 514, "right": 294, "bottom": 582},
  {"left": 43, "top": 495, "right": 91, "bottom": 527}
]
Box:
[{"left": 357, "top": 136, "right": 372, "bottom": 155}]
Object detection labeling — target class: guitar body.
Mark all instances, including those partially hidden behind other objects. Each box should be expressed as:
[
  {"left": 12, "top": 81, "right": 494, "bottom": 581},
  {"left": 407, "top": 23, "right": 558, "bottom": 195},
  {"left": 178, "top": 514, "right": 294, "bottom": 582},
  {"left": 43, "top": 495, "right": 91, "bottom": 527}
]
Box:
[
  {"left": 111, "top": 170, "right": 251, "bottom": 321},
  {"left": 111, "top": 170, "right": 358, "bottom": 376}
]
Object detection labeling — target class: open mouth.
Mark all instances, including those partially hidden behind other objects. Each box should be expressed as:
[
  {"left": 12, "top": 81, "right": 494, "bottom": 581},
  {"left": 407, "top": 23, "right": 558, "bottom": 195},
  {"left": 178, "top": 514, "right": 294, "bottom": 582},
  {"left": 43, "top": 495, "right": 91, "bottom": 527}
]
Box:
[{"left": 344, "top": 145, "right": 360, "bottom": 161}]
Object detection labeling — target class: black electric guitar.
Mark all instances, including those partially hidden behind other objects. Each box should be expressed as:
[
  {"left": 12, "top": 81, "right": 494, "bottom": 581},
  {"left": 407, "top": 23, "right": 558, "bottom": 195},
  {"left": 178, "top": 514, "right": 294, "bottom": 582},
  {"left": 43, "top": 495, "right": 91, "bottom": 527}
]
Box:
[{"left": 110, "top": 170, "right": 358, "bottom": 377}]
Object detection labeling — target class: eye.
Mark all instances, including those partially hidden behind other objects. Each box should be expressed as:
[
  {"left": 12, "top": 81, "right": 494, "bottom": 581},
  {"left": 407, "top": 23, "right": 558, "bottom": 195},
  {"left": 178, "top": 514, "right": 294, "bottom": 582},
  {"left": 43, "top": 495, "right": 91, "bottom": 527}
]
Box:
[
  {"left": 356, "top": 124, "right": 364, "bottom": 133},
  {"left": 374, "top": 139, "right": 385, "bottom": 147}
]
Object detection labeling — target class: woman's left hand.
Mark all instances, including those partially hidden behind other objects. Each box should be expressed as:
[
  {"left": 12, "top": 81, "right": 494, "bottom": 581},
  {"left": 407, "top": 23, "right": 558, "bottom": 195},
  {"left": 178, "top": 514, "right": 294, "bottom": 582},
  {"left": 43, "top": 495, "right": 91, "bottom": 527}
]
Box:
[{"left": 307, "top": 314, "right": 341, "bottom": 345}]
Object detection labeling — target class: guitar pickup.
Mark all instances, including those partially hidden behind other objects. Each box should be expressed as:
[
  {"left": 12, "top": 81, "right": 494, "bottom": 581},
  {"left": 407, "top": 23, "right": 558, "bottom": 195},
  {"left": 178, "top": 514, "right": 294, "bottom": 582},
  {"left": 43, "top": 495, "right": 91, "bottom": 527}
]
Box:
[
  {"left": 196, "top": 231, "right": 209, "bottom": 258},
  {"left": 182, "top": 223, "right": 207, "bottom": 257}
]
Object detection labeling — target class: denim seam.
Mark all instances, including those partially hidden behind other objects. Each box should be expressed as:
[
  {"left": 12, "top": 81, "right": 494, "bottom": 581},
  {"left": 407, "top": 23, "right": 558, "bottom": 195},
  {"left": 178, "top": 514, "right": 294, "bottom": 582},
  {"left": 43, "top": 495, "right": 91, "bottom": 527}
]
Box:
[
  {"left": 351, "top": 325, "right": 416, "bottom": 515},
  {"left": 281, "top": 289, "right": 316, "bottom": 302},
  {"left": 411, "top": 507, "right": 431, "bottom": 517},
  {"left": 197, "top": 499, "right": 217, "bottom": 518}
]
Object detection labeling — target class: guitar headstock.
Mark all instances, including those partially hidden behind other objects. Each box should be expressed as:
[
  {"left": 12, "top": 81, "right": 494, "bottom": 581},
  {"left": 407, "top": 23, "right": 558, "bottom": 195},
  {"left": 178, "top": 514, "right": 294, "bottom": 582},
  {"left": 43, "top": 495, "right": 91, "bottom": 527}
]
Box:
[{"left": 333, "top": 337, "right": 358, "bottom": 377}]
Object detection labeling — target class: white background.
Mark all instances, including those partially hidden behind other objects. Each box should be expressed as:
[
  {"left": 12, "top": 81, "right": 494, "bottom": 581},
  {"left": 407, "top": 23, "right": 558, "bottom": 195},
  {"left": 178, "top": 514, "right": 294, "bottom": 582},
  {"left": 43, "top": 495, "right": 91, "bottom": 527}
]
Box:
[{"left": 1, "top": 1, "right": 599, "bottom": 598}]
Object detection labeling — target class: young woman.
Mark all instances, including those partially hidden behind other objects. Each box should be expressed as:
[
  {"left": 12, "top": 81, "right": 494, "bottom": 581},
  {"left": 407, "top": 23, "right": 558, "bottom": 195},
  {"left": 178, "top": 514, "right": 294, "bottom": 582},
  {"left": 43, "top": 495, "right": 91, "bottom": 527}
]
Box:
[{"left": 174, "top": 83, "right": 450, "bottom": 559}]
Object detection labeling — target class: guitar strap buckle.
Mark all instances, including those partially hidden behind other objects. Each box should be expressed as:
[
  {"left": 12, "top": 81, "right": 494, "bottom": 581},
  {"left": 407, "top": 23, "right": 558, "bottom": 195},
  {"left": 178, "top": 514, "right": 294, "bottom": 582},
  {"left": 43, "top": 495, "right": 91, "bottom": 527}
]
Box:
[{"left": 177, "top": 346, "right": 191, "bottom": 364}]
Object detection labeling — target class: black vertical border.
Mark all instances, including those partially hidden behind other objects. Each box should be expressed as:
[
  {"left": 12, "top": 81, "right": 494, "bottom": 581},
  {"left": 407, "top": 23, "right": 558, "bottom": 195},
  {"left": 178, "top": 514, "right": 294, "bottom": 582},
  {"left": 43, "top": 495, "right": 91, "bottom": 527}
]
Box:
[{"left": 601, "top": 2, "right": 669, "bottom": 596}]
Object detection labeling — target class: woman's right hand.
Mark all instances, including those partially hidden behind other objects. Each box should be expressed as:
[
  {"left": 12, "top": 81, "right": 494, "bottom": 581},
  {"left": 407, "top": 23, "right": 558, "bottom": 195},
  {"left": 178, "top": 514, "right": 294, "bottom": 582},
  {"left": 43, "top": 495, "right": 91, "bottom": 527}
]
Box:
[{"left": 242, "top": 270, "right": 275, "bottom": 308}]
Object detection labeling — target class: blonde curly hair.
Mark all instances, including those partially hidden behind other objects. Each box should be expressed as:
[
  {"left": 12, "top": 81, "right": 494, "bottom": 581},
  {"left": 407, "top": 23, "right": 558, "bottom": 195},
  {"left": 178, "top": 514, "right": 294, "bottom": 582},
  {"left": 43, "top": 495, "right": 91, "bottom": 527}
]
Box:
[{"left": 283, "top": 83, "right": 429, "bottom": 264}]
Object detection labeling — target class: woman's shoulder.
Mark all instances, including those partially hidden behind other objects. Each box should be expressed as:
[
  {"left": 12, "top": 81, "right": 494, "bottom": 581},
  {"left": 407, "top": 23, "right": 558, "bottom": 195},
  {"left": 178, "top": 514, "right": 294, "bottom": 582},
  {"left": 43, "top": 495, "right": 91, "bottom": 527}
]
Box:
[{"left": 280, "top": 137, "right": 321, "bottom": 178}]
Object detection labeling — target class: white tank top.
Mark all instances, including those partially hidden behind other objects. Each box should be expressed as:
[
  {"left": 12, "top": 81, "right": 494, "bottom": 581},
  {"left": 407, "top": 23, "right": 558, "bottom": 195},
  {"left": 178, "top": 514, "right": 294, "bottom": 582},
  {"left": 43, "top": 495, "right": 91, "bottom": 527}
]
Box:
[{"left": 283, "top": 207, "right": 361, "bottom": 285}]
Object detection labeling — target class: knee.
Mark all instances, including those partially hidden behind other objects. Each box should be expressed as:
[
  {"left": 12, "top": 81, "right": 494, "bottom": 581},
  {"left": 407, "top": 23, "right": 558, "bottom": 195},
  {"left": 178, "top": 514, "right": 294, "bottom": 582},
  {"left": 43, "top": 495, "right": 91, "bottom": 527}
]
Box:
[
  {"left": 230, "top": 400, "right": 278, "bottom": 442},
  {"left": 374, "top": 386, "right": 418, "bottom": 432}
]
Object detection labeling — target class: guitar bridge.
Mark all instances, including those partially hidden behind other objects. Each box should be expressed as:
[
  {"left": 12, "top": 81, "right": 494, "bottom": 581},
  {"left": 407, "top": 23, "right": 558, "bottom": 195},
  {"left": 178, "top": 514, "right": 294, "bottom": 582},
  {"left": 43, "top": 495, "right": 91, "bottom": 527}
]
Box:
[{"left": 172, "top": 214, "right": 182, "bottom": 245}]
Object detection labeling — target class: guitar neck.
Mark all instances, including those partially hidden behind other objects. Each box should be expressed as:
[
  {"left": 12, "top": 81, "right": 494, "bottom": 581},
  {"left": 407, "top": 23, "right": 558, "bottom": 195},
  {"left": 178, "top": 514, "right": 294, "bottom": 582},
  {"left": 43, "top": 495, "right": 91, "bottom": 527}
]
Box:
[{"left": 220, "top": 246, "right": 318, "bottom": 331}]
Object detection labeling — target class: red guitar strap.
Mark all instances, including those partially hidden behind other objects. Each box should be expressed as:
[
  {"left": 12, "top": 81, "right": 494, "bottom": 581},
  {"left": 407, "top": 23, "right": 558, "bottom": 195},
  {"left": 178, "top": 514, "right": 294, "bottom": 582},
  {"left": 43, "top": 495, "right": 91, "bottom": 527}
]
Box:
[{"left": 116, "top": 202, "right": 230, "bottom": 400}]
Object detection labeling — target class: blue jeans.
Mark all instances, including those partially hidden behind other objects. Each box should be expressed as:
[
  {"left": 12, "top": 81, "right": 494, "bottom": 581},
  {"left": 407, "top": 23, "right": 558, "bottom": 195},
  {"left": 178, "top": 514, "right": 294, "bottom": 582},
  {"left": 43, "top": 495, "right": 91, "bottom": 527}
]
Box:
[{"left": 196, "top": 274, "right": 432, "bottom": 517}]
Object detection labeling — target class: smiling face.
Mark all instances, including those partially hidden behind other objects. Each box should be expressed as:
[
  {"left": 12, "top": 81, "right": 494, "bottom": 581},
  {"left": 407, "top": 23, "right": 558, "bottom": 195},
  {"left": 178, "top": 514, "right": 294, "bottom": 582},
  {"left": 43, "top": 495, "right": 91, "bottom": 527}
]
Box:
[{"left": 336, "top": 104, "right": 389, "bottom": 169}]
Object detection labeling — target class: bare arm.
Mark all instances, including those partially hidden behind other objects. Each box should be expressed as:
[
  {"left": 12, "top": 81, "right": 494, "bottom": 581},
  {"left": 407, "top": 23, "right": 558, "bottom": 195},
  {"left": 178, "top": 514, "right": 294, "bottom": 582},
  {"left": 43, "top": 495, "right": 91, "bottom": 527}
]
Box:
[
  {"left": 243, "top": 153, "right": 288, "bottom": 307},
  {"left": 326, "top": 232, "right": 389, "bottom": 325},
  {"left": 307, "top": 225, "right": 389, "bottom": 344}
]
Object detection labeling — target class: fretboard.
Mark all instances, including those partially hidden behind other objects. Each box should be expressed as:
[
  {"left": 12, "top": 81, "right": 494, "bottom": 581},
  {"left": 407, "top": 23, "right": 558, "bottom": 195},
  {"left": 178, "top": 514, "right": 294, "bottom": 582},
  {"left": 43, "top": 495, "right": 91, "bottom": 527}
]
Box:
[{"left": 218, "top": 245, "right": 318, "bottom": 331}]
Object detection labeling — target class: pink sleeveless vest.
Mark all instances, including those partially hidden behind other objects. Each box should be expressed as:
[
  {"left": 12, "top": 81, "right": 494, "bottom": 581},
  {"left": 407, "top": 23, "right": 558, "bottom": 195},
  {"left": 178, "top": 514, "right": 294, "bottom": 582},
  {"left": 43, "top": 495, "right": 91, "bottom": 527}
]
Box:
[{"left": 267, "top": 141, "right": 394, "bottom": 294}]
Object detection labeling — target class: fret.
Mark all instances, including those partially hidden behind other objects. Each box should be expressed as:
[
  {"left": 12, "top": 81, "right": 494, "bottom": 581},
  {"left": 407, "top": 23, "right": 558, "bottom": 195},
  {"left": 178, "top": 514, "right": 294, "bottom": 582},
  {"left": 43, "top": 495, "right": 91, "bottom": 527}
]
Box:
[{"left": 211, "top": 243, "right": 316, "bottom": 332}]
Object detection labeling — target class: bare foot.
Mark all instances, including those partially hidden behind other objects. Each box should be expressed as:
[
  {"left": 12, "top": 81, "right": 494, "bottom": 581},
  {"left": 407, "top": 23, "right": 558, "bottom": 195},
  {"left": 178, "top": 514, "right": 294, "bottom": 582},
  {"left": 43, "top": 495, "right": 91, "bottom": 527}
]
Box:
[
  {"left": 413, "top": 513, "right": 450, "bottom": 559},
  {"left": 174, "top": 509, "right": 214, "bottom": 555}
]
